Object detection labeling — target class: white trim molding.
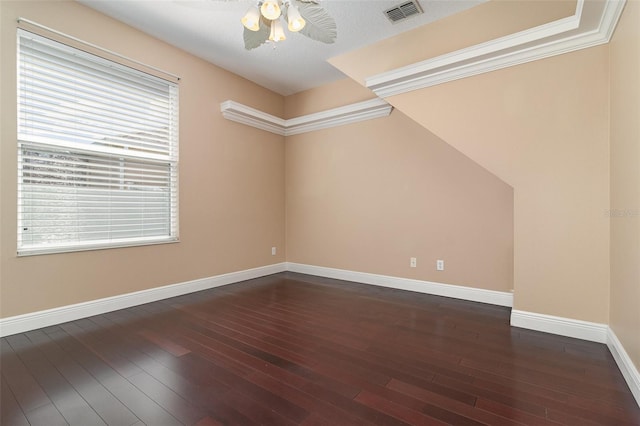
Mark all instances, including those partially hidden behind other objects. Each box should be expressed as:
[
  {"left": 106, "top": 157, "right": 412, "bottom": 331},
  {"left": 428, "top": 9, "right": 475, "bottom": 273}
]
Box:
[
  {"left": 286, "top": 262, "right": 513, "bottom": 307},
  {"left": 607, "top": 328, "right": 640, "bottom": 406},
  {"left": 510, "top": 310, "right": 639, "bottom": 407},
  {"left": 510, "top": 309, "right": 608, "bottom": 343},
  {"left": 366, "top": 0, "right": 626, "bottom": 98},
  {"left": 0, "top": 261, "right": 510, "bottom": 338},
  {"left": 220, "top": 98, "right": 393, "bottom": 136},
  {"left": 0, "top": 263, "right": 287, "bottom": 338},
  {"left": 284, "top": 99, "right": 393, "bottom": 135},
  {"left": 220, "top": 100, "right": 286, "bottom": 135}
]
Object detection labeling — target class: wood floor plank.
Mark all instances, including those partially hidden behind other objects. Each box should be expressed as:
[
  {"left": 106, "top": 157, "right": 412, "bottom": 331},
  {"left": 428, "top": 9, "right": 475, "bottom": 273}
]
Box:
[
  {"left": 354, "top": 390, "right": 452, "bottom": 426},
  {"left": 0, "top": 375, "right": 30, "bottom": 426},
  {"left": 474, "top": 397, "right": 564, "bottom": 425},
  {"left": 178, "top": 351, "right": 310, "bottom": 423},
  {"left": 102, "top": 322, "right": 288, "bottom": 426},
  {"left": 50, "top": 327, "right": 182, "bottom": 426},
  {"left": 471, "top": 374, "right": 640, "bottom": 424},
  {"left": 1, "top": 271, "right": 639, "bottom": 426},
  {"left": 0, "top": 339, "right": 52, "bottom": 413},
  {"left": 5, "top": 333, "right": 107, "bottom": 426},
  {"left": 22, "top": 402, "right": 69, "bottom": 426},
  {"left": 173, "top": 327, "right": 407, "bottom": 426},
  {"left": 59, "top": 322, "right": 144, "bottom": 379},
  {"left": 244, "top": 370, "right": 373, "bottom": 426},
  {"left": 23, "top": 329, "right": 141, "bottom": 426},
  {"left": 387, "top": 378, "right": 526, "bottom": 426},
  {"left": 194, "top": 416, "right": 224, "bottom": 426},
  {"left": 126, "top": 371, "right": 207, "bottom": 426},
  {"left": 432, "top": 373, "right": 550, "bottom": 417},
  {"left": 137, "top": 328, "right": 191, "bottom": 357},
  {"left": 222, "top": 389, "right": 300, "bottom": 425},
  {"left": 175, "top": 325, "right": 363, "bottom": 399},
  {"left": 142, "top": 318, "right": 370, "bottom": 425},
  {"left": 102, "top": 327, "right": 261, "bottom": 425}
]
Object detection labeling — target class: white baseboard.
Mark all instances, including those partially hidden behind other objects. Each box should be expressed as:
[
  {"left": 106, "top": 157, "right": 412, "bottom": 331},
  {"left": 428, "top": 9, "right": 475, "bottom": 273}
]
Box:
[
  {"left": 607, "top": 327, "right": 640, "bottom": 406},
  {"left": 510, "top": 310, "right": 640, "bottom": 407},
  {"left": 0, "top": 262, "right": 287, "bottom": 337},
  {"left": 510, "top": 309, "right": 608, "bottom": 343},
  {"left": 285, "top": 262, "right": 513, "bottom": 307},
  {"left": 0, "top": 261, "right": 511, "bottom": 337}
]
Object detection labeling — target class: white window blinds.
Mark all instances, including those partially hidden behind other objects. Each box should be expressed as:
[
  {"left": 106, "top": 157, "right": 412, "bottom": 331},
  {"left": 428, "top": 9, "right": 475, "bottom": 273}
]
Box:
[{"left": 17, "top": 29, "right": 179, "bottom": 255}]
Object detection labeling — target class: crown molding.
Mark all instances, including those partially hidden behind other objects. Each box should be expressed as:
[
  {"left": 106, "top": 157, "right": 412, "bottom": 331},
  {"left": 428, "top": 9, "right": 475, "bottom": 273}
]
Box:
[
  {"left": 284, "top": 99, "right": 393, "bottom": 135},
  {"left": 366, "top": 0, "right": 626, "bottom": 98},
  {"left": 220, "top": 100, "right": 286, "bottom": 135},
  {"left": 220, "top": 98, "right": 393, "bottom": 136}
]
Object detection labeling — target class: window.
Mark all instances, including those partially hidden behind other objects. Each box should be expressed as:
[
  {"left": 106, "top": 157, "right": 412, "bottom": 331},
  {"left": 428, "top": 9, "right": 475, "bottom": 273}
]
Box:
[{"left": 17, "top": 30, "right": 179, "bottom": 255}]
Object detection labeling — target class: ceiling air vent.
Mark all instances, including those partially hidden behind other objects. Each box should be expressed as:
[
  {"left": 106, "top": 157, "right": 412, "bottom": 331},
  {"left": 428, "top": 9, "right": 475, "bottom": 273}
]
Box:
[{"left": 384, "top": 0, "right": 423, "bottom": 23}]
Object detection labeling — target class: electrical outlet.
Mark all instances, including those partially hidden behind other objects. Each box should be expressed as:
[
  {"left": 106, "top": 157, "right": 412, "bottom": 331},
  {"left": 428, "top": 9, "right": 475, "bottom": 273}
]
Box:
[
  {"left": 271, "top": 247, "right": 277, "bottom": 255},
  {"left": 436, "top": 259, "right": 444, "bottom": 271},
  {"left": 410, "top": 257, "right": 417, "bottom": 268}
]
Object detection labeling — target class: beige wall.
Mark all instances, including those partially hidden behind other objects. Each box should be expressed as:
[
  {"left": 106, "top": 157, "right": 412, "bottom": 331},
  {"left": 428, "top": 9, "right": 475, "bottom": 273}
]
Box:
[
  {"left": 330, "top": 6, "right": 611, "bottom": 323},
  {"left": 285, "top": 80, "right": 514, "bottom": 292},
  {"left": 610, "top": 0, "right": 640, "bottom": 372},
  {"left": 0, "top": 0, "right": 286, "bottom": 318},
  {"left": 284, "top": 79, "right": 375, "bottom": 119},
  {"left": 387, "top": 47, "right": 611, "bottom": 323}
]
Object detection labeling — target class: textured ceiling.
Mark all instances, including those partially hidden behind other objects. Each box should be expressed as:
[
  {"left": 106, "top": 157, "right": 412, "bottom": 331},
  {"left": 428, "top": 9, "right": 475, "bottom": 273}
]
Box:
[{"left": 78, "top": 0, "right": 484, "bottom": 95}]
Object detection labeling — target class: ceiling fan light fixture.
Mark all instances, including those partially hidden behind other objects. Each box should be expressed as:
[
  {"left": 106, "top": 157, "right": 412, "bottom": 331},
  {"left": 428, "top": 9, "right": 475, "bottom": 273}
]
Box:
[
  {"left": 242, "top": 0, "right": 336, "bottom": 50},
  {"left": 261, "top": 0, "right": 282, "bottom": 20},
  {"left": 269, "top": 19, "right": 286, "bottom": 42},
  {"left": 286, "top": 3, "right": 306, "bottom": 32},
  {"left": 241, "top": 5, "right": 261, "bottom": 31}
]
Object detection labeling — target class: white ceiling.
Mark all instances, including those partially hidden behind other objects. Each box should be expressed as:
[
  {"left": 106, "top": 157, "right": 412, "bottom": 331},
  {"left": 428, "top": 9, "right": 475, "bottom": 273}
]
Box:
[{"left": 78, "top": 0, "right": 484, "bottom": 95}]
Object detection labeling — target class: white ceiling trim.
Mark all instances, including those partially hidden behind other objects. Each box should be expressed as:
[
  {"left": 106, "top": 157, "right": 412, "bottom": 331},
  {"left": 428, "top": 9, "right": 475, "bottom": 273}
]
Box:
[
  {"left": 220, "top": 99, "right": 393, "bottom": 136},
  {"left": 220, "top": 100, "right": 286, "bottom": 135},
  {"left": 366, "top": 0, "right": 626, "bottom": 98},
  {"left": 285, "top": 99, "right": 394, "bottom": 136}
]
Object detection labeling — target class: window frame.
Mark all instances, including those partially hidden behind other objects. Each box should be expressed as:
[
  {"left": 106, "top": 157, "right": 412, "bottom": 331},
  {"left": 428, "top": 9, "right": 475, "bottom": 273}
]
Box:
[{"left": 16, "top": 29, "right": 179, "bottom": 256}]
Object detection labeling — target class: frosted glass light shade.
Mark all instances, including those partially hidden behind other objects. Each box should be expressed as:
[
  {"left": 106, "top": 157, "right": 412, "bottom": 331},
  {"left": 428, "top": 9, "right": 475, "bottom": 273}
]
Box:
[
  {"left": 241, "top": 6, "right": 261, "bottom": 31},
  {"left": 287, "top": 3, "right": 306, "bottom": 32},
  {"left": 269, "top": 19, "right": 286, "bottom": 42},
  {"left": 261, "top": 1, "right": 282, "bottom": 20}
]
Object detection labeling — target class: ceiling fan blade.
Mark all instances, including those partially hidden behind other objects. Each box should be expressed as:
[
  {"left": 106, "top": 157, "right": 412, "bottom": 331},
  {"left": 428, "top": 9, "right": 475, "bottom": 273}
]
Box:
[
  {"left": 296, "top": 0, "right": 337, "bottom": 44},
  {"left": 244, "top": 18, "right": 270, "bottom": 50}
]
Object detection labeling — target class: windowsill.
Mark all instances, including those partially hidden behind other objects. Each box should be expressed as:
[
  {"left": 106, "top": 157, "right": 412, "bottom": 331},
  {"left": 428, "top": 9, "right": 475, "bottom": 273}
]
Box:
[{"left": 17, "top": 237, "right": 180, "bottom": 257}]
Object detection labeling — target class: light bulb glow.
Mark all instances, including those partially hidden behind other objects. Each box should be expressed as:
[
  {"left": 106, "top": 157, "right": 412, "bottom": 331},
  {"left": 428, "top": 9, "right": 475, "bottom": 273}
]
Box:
[
  {"left": 269, "top": 19, "right": 286, "bottom": 42},
  {"left": 241, "top": 6, "right": 261, "bottom": 31},
  {"left": 261, "top": 0, "right": 281, "bottom": 20},
  {"left": 287, "top": 3, "right": 305, "bottom": 32}
]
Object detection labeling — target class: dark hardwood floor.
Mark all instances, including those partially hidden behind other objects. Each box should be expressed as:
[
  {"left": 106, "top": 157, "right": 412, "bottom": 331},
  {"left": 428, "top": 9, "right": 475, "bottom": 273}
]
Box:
[{"left": 1, "top": 272, "right": 639, "bottom": 425}]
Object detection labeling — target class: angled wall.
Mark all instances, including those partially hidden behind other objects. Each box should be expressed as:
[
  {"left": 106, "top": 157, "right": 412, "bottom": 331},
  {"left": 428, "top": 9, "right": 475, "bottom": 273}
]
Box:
[
  {"left": 385, "top": 46, "right": 611, "bottom": 323},
  {"left": 285, "top": 79, "right": 514, "bottom": 293}
]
